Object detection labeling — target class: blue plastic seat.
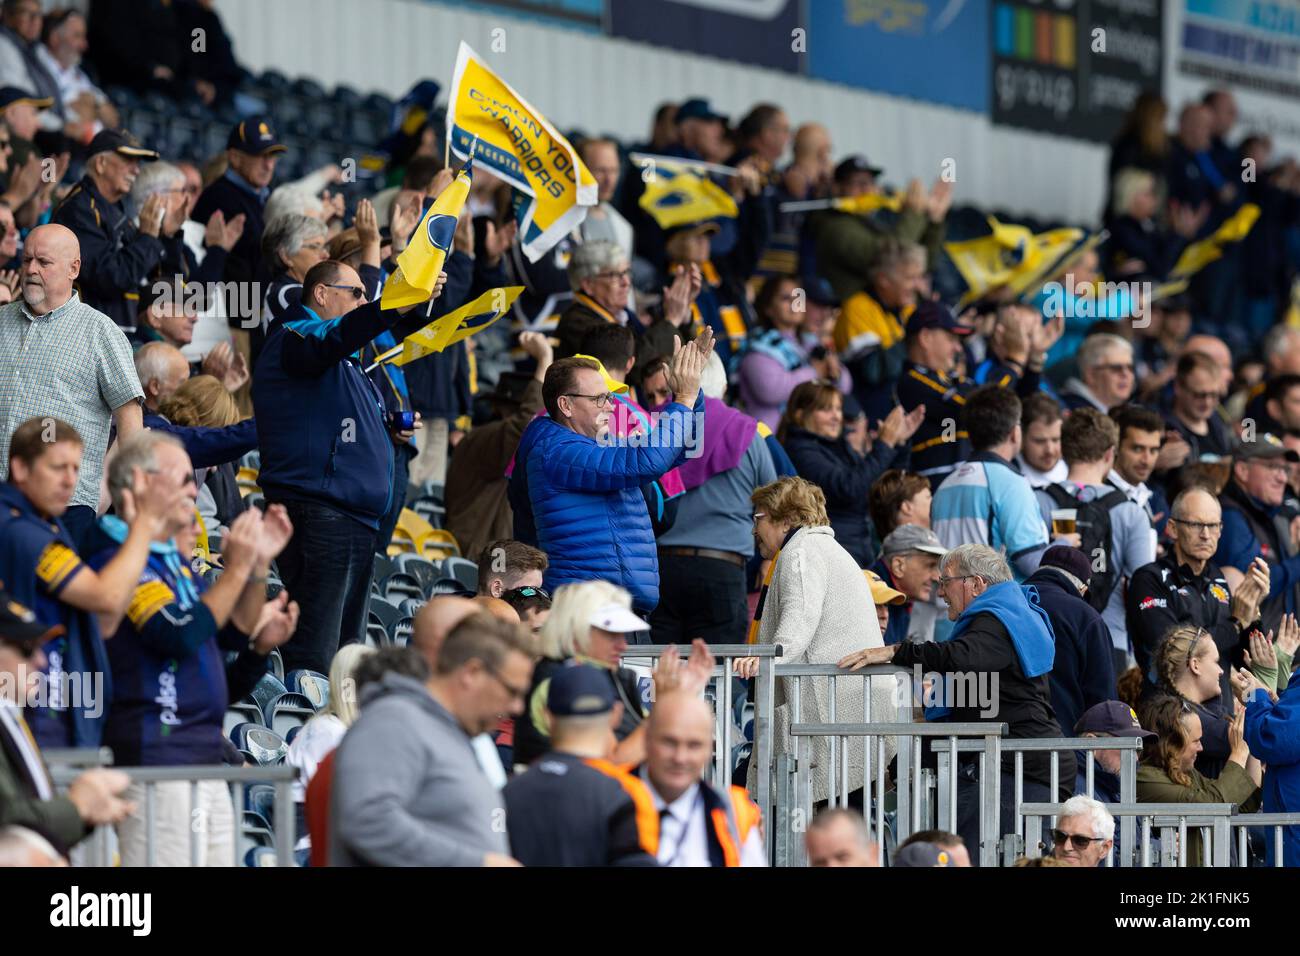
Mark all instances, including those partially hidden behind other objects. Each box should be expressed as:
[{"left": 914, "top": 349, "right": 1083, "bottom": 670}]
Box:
[
  {"left": 429, "top": 576, "right": 473, "bottom": 597},
  {"left": 383, "top": 570, "right": 423, "bottom": 603},
  {"left": 285, "top": 669, "right": 329, "bottom": 711},
  {"left": 266, "top": 692, "right": 316, "bottom": 739},
  {"left": 442, "top": 556, "right": 479, "bottom": 593},
  {"left": 395, "top": 554, "right": 439, "bottom": 596},
  {"left": 229, "top": 723, "right": 288, "bottom": 765},
  {"left": 245, "top": 846, "right": 278, "bottom": 866}
]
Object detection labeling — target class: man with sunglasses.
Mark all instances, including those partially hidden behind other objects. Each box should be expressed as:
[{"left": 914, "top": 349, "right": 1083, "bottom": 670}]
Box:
[
  {"left": 0, "top": 585, "right": 135, "bottom": 858},
  {"left": 253, "top": 258, "right": 445, "bottom": 676},
  {"left": 1049, "top": 795, "right": 1114, "bottom": 867}
]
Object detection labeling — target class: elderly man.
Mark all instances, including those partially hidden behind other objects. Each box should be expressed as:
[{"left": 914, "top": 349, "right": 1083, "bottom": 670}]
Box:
[
  {"left": 1060, "top": 333, "right": 1135, "bottom": 413},
  {"left": 805, "top": 809, "right": 879, "bottom": 867},
  {"left": 253, "top": 259, "right": 445, "bottom": 674},
  {"left": 1127, "top": 487, "right": 1265, "bottom": 697},
  {"left": 0, "top": 1, "right": 57, "bottom": 110},
  {"left": 577, "top": 138, "right": 633, "bottom": 260},
  {"left": 553, "top": 239, "right": 644, "bottom": 360},
  {"left": 842, "top": 543, "right": 1072, "bottom": 865},
  {"left": 1050, "top": 795, "right": 1115, "bottom": 867},
  {"left": 35, "top": 8, "right": 118, "bottom": 138},
  {"left": 508, "top": 330, "right": 711, "bottom": 617},
  {"left": 870, "top": 524, "right": 945, "bottom": 645},
  {"left": 0, "top": 585, "right": 135, "bottom": 857},
  {"left": 1217, "top": 435, "right": 1300, "bottom": 634},
  {"left": 50, "top": 129, "right": 174, "bottom": 333},
  {"left": 0, "top": 222, "right": 144, "bottom": 546},
  {"left": 1074, "top": 700, "right": 1156, "bottom": 802},
  {"left": 1166, "top": 351, "right": 1236, "bottom": 461}
]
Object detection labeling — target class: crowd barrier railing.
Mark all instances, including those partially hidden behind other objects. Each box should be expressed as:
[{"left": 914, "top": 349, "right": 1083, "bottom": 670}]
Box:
[
  {"left": 930, "top": 737, "right": 1143, "bottom": 865},
  {"left": 1231, "top": 813, "right": 1300, "bottom": 867},
  {"left": 1021, "top": 802, "right": 1237, "bottom": 867},
  {"left": 789, "top": 720, "right": 1008, "bottom": 867},
  {"left": 49, "top": 762, "right": 298, "bottom": 867}
]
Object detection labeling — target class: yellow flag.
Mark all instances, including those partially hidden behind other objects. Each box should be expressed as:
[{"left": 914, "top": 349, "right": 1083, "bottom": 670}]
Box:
[
  {"left": 447, "top": 42, "right": 596, "bottom": 262},
  {"left": 1170, "top": 203, "right": 1261, "bottom": 281},
  {"left": 380, "top": 158, "right": 472, "bottom": 310},
  {"left": 832, "top": 193, "right": 903, "bottom": 215},
  {"left": 945, "top": 217, "right": 1086, "bottom": 307},
  {"left": 383, "top": 287, "right": 525, "bottom": 367},
  {"left": 638, "top": 162, "right": 738, "bottom": 229}
]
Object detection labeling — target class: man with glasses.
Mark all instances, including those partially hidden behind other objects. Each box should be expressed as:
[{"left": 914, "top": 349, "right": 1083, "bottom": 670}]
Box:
[
  {"left": 1060, "top": 333, "right": 1136, "bottom": 414},
  {"left": 554, "top": 239, "right": 644, "bottom": 360},
  {"left": 1127, "top": 487, "right": 1266, "bottom": 696},
  {"left": 252, "top": 258, "right": 446, "bottom": 675},
  {"left": 1165, "top": 351, "right": 1236, "bottom": 461},
  {"left": 1049, "top": 795, "right": 1114, "bottom": 867},
  {"left": 1217, "top": 435, "right": 1300, "bottom": 635}
]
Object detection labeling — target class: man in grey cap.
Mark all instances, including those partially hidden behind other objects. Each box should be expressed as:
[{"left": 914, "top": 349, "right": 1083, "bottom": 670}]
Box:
[
  {"left": 871, "top": 524, "right": 945, "bottom": 645},
  {"left": 1074, "top": 699, "right": 1155, "bottom": 803}
]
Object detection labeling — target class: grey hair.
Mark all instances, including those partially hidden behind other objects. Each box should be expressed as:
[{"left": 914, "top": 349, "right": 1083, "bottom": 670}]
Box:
[
  {"left": 941, "top": 543, "right": 1012, "bottom": 586},
  {"left": 567, "top": 240, "right": 626, "bottom": 289},
  {"left": 869, "top": 238, "right": 925, "bottom": 279},
  {"left": 1078, "top": 333, "right": 1132, "bottom": 373},
  {"left": 107, "top": 431, "right": 184, "bottom": 511},
  {"left": 807, "top": 808, "right": 872, "bottom": 846},
  {"left": 126, "top": 161, "right": 184, "bottom": 220},
  {"left": 264, "top": 184, "right": 323, "bottom": 225},
  {"left": 1059, "top": 794, "right": 1115, "bottom": 841},
  {"left": 133, "top": 341, "right": 186, "bottom": 390},
  {"left": 261, "top": 214, "right": 327, "bottom": 272}
]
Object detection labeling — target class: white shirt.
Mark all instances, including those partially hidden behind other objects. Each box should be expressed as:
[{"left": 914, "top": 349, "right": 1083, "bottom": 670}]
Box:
[
  {"left": 471, "top": 733, "right": 508, "bottom": 790},
  {"left": 1017, "top": 455, "right": 1068, "bottom": 490},
  {"left": 284, "top": 713, "right": 346, "bottom": 803},
  {"left": 1107, "top": 468, "right": 1153, "bottom": 512},
  {"left": 0, "top": 701, "right": 52, "bottom": 799},
  {"left": 643, "top": 774, "right": 766, "bottom": 867}
]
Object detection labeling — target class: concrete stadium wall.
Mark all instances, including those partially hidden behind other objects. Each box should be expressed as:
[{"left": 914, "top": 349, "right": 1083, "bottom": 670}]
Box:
[{"left": 217, "top": 0, "right": 1109, "bottom": 225}]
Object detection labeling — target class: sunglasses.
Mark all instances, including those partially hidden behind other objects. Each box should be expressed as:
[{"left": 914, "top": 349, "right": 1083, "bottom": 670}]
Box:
[
  {"left": 1051, "top": 829, "right": 1104, "bottom": 850},
  {"left": 325, "top": 284, "right": 365, "bottom": 301},
  {"left": 504, "top": 586, "right": 550, "bottom": 600}
]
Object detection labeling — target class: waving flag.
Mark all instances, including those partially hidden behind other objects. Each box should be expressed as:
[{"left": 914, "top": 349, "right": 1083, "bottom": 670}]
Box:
[
  {"left": 373, "top": 287, "right": 525, "bottom": 368},
  {"left": 945, "top": 217, "right": 1087, "bottom": 308},
  {"left": 637, "top": 161, "right": 738, "bottom": 229},
  {"left": 1169, "top": 203, "right": 1260, "bottom": 282},
  {"left": 447, "top": 41, "right": 596, "bottom": 262},
  {"left": 381, "top": 156, "right": 473, "bottom": 310}
]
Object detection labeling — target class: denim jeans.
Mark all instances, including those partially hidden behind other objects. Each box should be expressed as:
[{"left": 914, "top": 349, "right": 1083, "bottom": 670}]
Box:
[
  {"left": 273, "top": 499, "right": 377, "bottom": 675},
  {"left": 651, "top": 555, "right": 748, "bottom": 645}
]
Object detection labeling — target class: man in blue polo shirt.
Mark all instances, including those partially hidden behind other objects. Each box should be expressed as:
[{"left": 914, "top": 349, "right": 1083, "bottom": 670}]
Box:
[
  {"left": 253, "top": 259, "right": 445, "bottom": 675},
  {"left": 84, "top": 430, "right": 293, "bottom": 867},
  {"left": 0, "top": 416, "right": 181, "bottom": 748}
]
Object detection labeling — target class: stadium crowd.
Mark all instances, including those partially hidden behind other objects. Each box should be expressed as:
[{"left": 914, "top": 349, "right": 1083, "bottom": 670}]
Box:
[{"left": 3, "top": 0, "right": 1300, "bottom": 869}]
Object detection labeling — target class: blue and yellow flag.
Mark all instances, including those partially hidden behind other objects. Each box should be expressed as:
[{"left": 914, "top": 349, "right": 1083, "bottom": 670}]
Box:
[
  {"left": 944, "top": 217, "right": 1086, "bottom": 308},
  {"left": 1169, "top": 203, "right": 1260, "bottom": 282},
  {"left": 375, "top": 286, "right": 525, "bottom": 367},
  {"left": 380, "top": 157, "right": 473, "bottom": 310},
  {"left": 638, "top": 161, "right": 738, "bottom": 229},
  {"left": 446, "top": 41, "right": 595, "bottom": 262}
]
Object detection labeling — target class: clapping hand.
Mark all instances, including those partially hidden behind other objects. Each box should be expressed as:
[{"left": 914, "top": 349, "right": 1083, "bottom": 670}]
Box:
[
  {"left": 1277, "top": 613, "right": 1300, "bottom": 658},
  {"left": 665, "top": 325, "right": 715, "bottom": 406},
  {"left": 354, "top": 198, "right": 380, "bottom": 248},
  {"left": 653, "top": 639, "right": 715, "bottom": 698},
  {"left": 251, "top": 591, "right": 300, "bottom": 655},
  {"left": 1244, "top": 628, "right": 1278, "bottom": 673}
]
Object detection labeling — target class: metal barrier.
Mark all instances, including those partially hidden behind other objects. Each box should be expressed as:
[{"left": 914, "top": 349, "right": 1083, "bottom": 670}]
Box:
[
  {"left": 49, "top": 763, "right": 298, "bottom": 867},
  {"left": 789, "top": 720, "right": 1008, "bottom": 867},
  {"left": 931, "top": 737, "right": 1143, "bottom": 864},
  {"left": 1022, "top": 802, "right": 1237, "bottom": 867},
  {"left": 621, "top": 644, "right": 781, "bottom": 820},
  {"left": 1232, "top": 813, "right": 1300, "bottom": 867}
]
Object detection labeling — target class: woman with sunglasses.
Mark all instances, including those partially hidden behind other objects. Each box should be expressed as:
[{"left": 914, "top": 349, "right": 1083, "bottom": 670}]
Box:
[{"left": 1136, "top": 693, "right": 1261, "bottom": 866}]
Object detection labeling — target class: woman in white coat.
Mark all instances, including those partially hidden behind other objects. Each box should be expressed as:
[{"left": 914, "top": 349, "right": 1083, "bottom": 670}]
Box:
[{"left": 735, "top": 476, "right": 901, "bottom": 808}]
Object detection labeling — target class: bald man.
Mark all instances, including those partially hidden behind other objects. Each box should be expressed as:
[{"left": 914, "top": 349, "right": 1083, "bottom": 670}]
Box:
[
  {"left": 473, "top": 595, "right": 521, "bottom": 624},
  {"left": 805, "top": 809, "right": 879, "bottom": 867},
  {"left": 625, "top": 693, "right": 766, "bottom": 867},
  {"left": 1182, "top": 334, "right": 1233, "bottom": 394},
  {"left": 0, "top": 223, "right": 144, "bottom": 547}
]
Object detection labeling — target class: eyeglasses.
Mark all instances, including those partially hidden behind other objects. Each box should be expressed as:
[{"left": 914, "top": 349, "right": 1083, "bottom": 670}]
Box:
[
  {"left": 752, "top": 512, "right": 767, "bottom": 522},
  {"left": 1051, "top": 829, "right": 1104, "bottom": 850},
  {"left": 1183, "top": 388, "right": 1224, "bottom": 402},
  {"left": 504, "top": 586, "right": 550, "bottom": 600},
  {"left": 481, "top": 662, "right": 530, "bottom": 702},
  {"left": 325, "top": 284, "right": 365, "bottom": 301},
  {"left": 937, "top": 574, "right": 972, "bottom": 590},
  {"left": 1096, "top": 363, "right": 1134, "bottom": 376},
  {"left": 593, "top": 268, "right": 632, "bottom": 282},
  {"left": 1249, "top": 460, "right": 1289, "bottom": 475},
  {"left": 1171, "top": 517, "right": 1221, "bottom": 535},
  {"left": 564, "top": 392, "right": 612, "bottom": 408}
]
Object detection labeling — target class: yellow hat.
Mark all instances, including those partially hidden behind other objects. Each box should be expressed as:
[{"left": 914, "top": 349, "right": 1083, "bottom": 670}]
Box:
[
  {"left": 864, "top": 569, "right": 906, "bottom": 606},
  {"left": 572, "top": 354, "right": 630, "bottom": 394}
]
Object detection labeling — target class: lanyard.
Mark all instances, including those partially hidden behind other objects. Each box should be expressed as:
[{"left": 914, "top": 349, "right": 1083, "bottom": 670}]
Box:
[{"left": 660, "top": 789, "right": 705, "bottom": 867}]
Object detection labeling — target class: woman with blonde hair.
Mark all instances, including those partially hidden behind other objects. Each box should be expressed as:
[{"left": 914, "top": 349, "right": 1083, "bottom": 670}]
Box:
[
  {"left": 159, "top": 374, "right": 247, "bottom": 533},
  {"left": 513, "top": 579, "right": 650, "bottom": 767},
  {"left": 734, "top": 476, "right": 898, "bottom": 808},
  {"left": 1105, "top": 166, "right": 1206, "bottom": 280}
]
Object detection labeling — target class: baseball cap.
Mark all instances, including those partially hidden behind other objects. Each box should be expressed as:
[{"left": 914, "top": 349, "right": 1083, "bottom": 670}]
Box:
[
  {"left": 547, "top": 664, "right": 615, "bottom": 717},
  {"left": 572, "top": 355, "right": 631, "bottom": 395},
  {"left": 1039, "top": 545, "right": 1093, "bottom": 587},
  {"left": 663, "top": 220, "right": 721, "bottom": 243},
  {"left": 803, "top": 275, "right": 841, "bottom": 308},
  {"left": 675, "top": 98, "right": 727, "bottom": 125},
  {"left": 881, "top": 525, "right": 946, "bottom": 558},
  {"left": 1236, "top": 432, "right": 1300, "bottom": 463},
  {"left": 1073, "top": 700, "right": 1155, "bottom": 739},
  {"left": 906, "top": 300, "right": 973, "bottom": 337},
  {"left": 227, "top": 115, "right": 287, "bottom": 155},
  {"left": 589, "top": 603, "right": 649, "bottom": 634},
  {"left": 834, "top": 154, "right": 883, "bottom": 183},
  {"left": 85, "top": 128, "right": 159, "bottom": 161},
  {"left": 0, "top": 87, "right": 51, "bottom": 111},
  {"left": 864, "top": 569, "right": 906, "bottom": 606},
  {"left": 893, "top": 842, "right": 952, "bottom": 867},
  {"left": 0, "top": 588, "right": 62, "bottom": 655}
]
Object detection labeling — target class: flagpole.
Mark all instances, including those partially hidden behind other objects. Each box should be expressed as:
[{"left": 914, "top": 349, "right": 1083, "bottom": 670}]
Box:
[
  {"left": 778, "top": 199, "right": 837, "bottom": 212},
  {"left": 628, "top": 152, "right": 739, "bottom": 177}
]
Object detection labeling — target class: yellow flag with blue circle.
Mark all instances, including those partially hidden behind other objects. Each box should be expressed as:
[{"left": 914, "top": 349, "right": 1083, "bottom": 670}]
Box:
[
  {"left": 374, "top": 287, "right": 525, "bottom": 367},
  {"left": 380, "top": 156, "right": 473, "bottom": 310}
]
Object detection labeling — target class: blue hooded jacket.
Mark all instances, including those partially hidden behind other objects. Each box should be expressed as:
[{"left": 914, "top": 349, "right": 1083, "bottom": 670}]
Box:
[
  {"left": 509, "top": 393, "right": 704, "bottom": 611},
  {"left": 1244, "top": 683, "right": 1300, "bottom": 867}
]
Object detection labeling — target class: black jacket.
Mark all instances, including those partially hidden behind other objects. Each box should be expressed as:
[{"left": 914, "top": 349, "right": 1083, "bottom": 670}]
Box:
[
  {"left": 782, "top": 426, "right": 905, "bottom": 567},
  {"left": 191, "top": 172, "right": 268, "bottom": 284},
  {"left": 892, "top": 610, "right": 1074, "bottom": 786},
  {"left": 503, "top": 751, "right": 658, "bottom": 866},
  {"left": 514, "top": 658, "right": 646, "bottom": 766},
  {"left": 1024, "top": 567, "right": 1116, "bottom": 737}
]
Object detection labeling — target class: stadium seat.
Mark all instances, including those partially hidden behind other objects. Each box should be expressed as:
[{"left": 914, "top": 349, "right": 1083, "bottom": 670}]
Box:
[
  {"left": 410, "top": 495, "right": 446, "bottom": 529},
  {"left": 383, "top": 570, "right": 423, "bottom": 602},
  {"left": 391, "top": 615, "right": 413, "bottom": 647},
  {"left": 240, "top": 450, "right": 260, "bottom": 470},
  {"left": 245, "top": 672, "right": 289, "bottom": 723},
  {"left": 245, "top": 846, "right": 278, "bottom": 867},
  {"left": 331, "top": 83, "right": 362, "bottom": 108},
  {"left": 223, "top": 701, "right": 260, "bottom": 737},
  {"left": 420, "top": 529, "right": 461, "bottom": 560},
  {"left": 268, "top": 648, "right": 285, "bottom": 683},
  {"left": 252, "top": 68, "right": 290, "bottom": 93},
  {"left": 245, "top": 783, "right": 276, "bottom": 822},
  {"left": 285, "top": 670, "right": 330, "bottom": 711},
  {"left": 362, "top": 91, "right": 394, "bottom": 115},
  {"left": 394, "top": 553, "right": 439, "bottom": 595},
  {"left": 365, "top": 621, "right": 388, "bottom": 648},
  {"left": 368, "top": 596, "right": 401, "bottom": 636},
  {"left": 285, "top": 725, "right": 302, "bottom": 745},
  {"left": 236, "top": 466, "right": 260, "bottom": 491},
  {"left": 442, "top": 555, "right": 479, "bottom": 592},
  {"left": 397, "top": 597, "right": 425, "bottom": 619},
  {"left": 373, "top": 553, "right": 397, "bottom": 584},
  {"left": 230, "top": 723, "right": 289, "bottom": 765},
  {"left": 429, "top": 576, "right": 473, "bottom": 597},
  {"left": 266, "top": 692, "right": 316, "bottom": 739}
]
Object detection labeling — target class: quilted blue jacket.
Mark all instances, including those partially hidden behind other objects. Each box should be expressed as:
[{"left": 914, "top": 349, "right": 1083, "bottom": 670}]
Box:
[{"left": 509, "top": 392, "right": 705, "bottom": 611}]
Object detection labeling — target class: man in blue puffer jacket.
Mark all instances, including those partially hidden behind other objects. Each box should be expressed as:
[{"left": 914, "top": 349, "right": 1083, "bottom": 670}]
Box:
[
  {"left": 253, "top": 259, "right": 445, "bottom": 674},
  {"left": 509, "top": 329, "right": 713, "bottom": 616}
]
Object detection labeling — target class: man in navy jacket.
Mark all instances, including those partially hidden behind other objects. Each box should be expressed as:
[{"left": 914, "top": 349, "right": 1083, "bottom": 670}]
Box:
[{"left": 252, "top": 259, "right": 444, "bottom": 674}]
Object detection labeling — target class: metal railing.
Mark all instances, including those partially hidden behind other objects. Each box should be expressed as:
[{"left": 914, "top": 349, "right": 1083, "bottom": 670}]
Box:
[
  {"left": 1022, "top": 802, "right": 1237, "bottom": 867},
  {"left": 1232, "top": 813, "right": 1300, "bottom": 867},
  {"left": 931, "top": 736, "right": 1143, "bottom": 864},
  {"left": 790, "top": 720, "right": 1007, "bottom": 867},
  {"left": 49, "top": 761, "right": 298, "bottom": 867}
]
